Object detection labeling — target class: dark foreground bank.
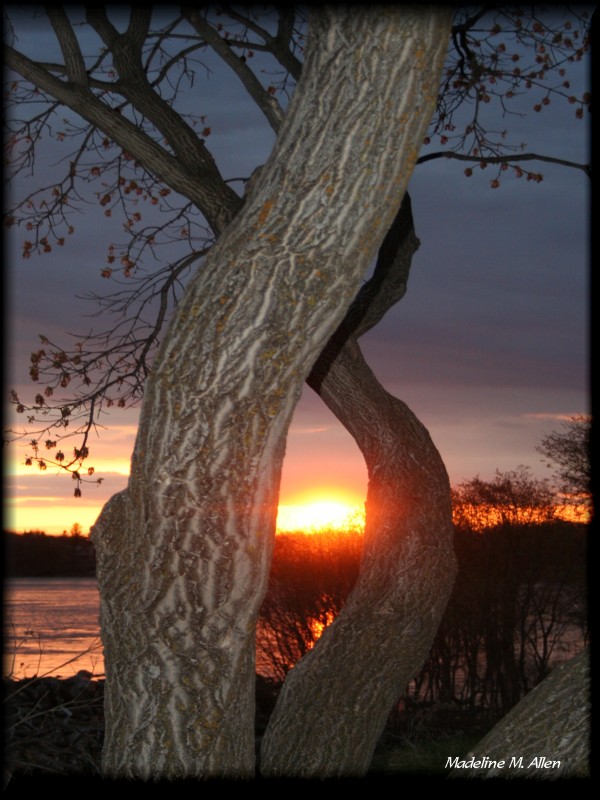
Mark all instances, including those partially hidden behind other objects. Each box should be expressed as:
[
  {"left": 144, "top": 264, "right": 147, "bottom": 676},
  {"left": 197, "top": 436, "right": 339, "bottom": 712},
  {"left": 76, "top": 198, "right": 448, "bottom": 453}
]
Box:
[
  {"left": 4, "top": 671, "right": 499, "bottom": 785},
  {"left": 3, "top": 672, "right": 284, "bottom": 781}
]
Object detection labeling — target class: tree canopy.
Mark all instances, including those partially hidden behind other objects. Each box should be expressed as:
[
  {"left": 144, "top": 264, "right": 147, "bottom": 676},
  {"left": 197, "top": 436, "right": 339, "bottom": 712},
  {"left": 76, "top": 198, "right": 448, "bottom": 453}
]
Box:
[
  {"left": 452, "top": 465, "right": 558, "bottom": 530},
  {"left": 537, "top": 414, "right": 591, "bottom": 511}
]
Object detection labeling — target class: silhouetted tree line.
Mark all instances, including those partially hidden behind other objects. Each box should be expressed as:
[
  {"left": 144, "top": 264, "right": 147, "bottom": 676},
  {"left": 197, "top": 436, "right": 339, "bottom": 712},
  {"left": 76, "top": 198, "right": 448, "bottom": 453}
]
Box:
[
  {"left": 4, "top": 531, "right": 96, "bottom": 577},
  {"left": 406, "top": 519, "right": 587, "bottom": 713},
  {"left": 258, "top": 517, "right": 587, "bottom": 715}
]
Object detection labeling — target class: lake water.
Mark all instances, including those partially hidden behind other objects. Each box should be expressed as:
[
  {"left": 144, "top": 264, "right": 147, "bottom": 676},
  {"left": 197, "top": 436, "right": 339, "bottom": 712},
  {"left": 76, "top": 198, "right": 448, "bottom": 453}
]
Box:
[
  {"left": 4, "top": 577, "right": 104, "bottom": 679},
  {"left": 5, "top": 578, "right": 584, "bottom": 689},
  {"left": 3, "top": 578, "right": 274, "bottom": 680}
]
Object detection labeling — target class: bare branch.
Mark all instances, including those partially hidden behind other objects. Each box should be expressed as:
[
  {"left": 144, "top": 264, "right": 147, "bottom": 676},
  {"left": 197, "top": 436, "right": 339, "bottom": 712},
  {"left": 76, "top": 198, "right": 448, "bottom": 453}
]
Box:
[
  {"left": 181, "top": 9, "right": 285, "bottom": 133},
  {"left": 8, "top": 245, "right": 211, "bottom": 470},
  {"left": 45, "top": 7, "right": 89, "bottom": 85},
  {"left": 418, "top": 149, "right": 591, "bottom": 178},
  {"left": 429, "top": 6, "right": 592, "bottom": 161},
  {"left": 5, "top": 45, "right": 242, "bottom": 235},
  {"left": 221, "top": 5, "right": 304, "bottom": 80}
]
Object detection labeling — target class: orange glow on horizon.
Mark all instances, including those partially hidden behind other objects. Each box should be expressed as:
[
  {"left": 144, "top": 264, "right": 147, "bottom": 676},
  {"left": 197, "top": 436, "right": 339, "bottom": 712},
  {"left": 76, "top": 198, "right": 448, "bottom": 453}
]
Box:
[
  {"left": 9, "top": 458, "right": 132, "bottom": 478},
  {"left": 5, "top": 424, "right": 368, "bottom": 536},
  {"left": 4, "top": 444, "right": 132, "bottom": 535},
  {"left": 6, "top": 475, "right": 366, "bottom": 537},
  {"left": 452, "top": 500, "right": 590, "bottom": 531},
  {"left": 276, "top": 490, "right": 365, "bottom": 534},
  {"left": 6, "top": 500, "right": 106, "bottom": 536},
  {"left": 554, "top": 503, "right": 591, "bottom": 524}
]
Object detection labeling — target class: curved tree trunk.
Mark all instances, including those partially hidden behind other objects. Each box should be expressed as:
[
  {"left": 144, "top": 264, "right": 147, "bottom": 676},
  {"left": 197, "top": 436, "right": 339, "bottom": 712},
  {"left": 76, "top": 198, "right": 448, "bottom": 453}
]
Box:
[
  {"left": 261, "top": 197, "right": 457, "bottom": 777},
  {"left": 91, "top": 8, "right": 453, "bottom": 779},
  {"left": 451, "top": 648, "right": 590, "bottom": 779}
]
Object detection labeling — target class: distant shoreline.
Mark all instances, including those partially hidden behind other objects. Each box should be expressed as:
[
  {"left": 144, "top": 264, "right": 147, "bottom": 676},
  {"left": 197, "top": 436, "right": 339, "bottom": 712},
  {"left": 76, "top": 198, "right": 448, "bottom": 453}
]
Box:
[{"left": 3, "top": 530, "right": 96, "bottom": 578}]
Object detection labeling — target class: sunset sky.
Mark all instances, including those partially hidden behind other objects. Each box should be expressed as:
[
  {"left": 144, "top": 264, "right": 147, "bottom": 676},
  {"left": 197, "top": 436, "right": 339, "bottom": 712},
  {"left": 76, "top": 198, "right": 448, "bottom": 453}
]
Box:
[{"left": 4, "top": 9, "right": 590, "bottom": 536}]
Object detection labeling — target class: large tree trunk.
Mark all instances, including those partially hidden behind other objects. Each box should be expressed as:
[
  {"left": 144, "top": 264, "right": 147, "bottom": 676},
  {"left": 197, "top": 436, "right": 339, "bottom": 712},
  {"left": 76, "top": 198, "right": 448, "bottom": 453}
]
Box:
[
  {"left": 261, "top": 197, "right": 457, "bottom": 777},
  {"left": 91, "top": 8, "right": 453, "bottom": 779}
]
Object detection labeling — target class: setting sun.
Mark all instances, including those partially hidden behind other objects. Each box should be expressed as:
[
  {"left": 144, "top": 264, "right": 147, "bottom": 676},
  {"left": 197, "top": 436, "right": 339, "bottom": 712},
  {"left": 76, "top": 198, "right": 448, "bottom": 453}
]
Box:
[{"left": 277, "top": 492, "right": 364, "bottom": 534}]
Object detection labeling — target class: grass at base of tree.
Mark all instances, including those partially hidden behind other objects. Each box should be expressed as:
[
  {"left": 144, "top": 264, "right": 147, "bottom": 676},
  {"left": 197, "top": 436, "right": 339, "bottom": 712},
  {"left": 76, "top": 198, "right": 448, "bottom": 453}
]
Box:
[
  {"left": 370, "top": 733, "right": 482, "bottom": 776},
  {"left": 369, "top": 704, "right": 501, "bottom": 776}
]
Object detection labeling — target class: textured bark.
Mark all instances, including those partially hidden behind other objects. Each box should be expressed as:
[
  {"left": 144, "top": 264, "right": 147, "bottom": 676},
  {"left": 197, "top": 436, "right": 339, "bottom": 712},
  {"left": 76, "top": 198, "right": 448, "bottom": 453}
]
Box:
[
  {"left": 261, "top": 197, "right": 457, "bottom": 777},
  {"left": 450, "top": 648, "right": 590, "bottom": 779},
  {"left": 91, "top": 7, "right": 453, "bottom": 779}
]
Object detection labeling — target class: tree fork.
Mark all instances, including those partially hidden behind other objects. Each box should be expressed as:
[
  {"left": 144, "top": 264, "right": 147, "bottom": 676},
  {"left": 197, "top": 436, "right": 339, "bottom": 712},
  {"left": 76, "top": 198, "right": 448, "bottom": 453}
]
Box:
[{"left": 92, "top": 7, "right": 453, "bottom": 778}]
